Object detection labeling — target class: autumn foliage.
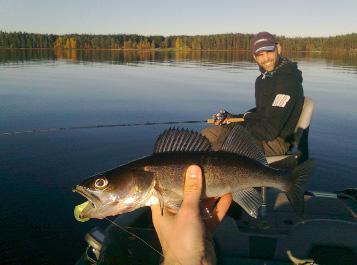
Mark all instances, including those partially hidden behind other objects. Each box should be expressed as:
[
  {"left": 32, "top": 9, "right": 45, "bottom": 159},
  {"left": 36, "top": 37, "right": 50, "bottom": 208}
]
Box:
[{"left": 1, "top": 31, "right": 356, "bottom": 53}]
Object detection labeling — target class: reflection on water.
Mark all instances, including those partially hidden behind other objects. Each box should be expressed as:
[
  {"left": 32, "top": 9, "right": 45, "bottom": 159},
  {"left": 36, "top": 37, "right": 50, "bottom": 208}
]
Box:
[
  {"left": 0, "top": 49, "right": 356, "bottom": 265},
  {"left": 1, "top": 48, "right": 357, "bottom": 72},
  {"left": 0, "top": 48, "right": 253, "bottom": 64}
]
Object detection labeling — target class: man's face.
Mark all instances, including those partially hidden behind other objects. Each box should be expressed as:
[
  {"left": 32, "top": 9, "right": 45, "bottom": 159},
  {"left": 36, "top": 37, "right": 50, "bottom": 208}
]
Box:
[{"left": 253, "top": 47, "right": 279, "bottom": 72}]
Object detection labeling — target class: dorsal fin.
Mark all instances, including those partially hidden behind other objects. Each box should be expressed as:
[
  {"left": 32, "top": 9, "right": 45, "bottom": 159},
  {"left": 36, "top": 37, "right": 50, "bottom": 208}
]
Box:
[
  {"left": 154, "top": 128, "right": 211, "bottom": 154},
  {"left": 220, "top": 125, "right": 268, "bottom": 166}
]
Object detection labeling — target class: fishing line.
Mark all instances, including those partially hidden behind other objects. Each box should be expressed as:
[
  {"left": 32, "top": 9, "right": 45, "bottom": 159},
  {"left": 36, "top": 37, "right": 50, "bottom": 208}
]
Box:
[
  {"left": 0, "top": 120, "right": 207, "bottom": 136},
  {"left": 105, "top": 217, "right": 164, "bottom": 258},
  {"left": 105, "top": 218, "right": 186, "bottom": 265}
]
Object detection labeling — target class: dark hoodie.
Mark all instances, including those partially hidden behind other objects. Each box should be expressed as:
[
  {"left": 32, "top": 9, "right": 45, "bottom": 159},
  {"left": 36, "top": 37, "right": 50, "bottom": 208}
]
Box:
[{"left": 244, "top": 56, "right": 304, "bottom": 142}]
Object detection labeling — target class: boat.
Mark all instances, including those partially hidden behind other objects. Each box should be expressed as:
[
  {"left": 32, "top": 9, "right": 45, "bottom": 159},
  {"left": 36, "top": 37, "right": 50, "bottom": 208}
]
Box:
[
  {"left": 75, "top": 97, "right": 357, "bottom": 264},
  {"left": 75, "top": 188, "right": 357, "bottom": 265}
]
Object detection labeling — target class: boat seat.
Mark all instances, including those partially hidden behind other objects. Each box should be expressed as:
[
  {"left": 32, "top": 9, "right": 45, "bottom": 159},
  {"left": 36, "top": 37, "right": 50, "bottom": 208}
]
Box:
[
  {"left": 274, "top": 219, "right": 357, "bottom": 262},
  {"left": 266, "top": 96, "right": 314, "bottom": 166},
  {"left": 261, "top": 97, "right": 314, "bottom": 218}
]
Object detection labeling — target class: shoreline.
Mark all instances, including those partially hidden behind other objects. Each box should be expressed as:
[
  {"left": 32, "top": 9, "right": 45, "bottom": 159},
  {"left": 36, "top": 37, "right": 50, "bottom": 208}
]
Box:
[{"left": 0, "top": 48, "right": 344, "bottom": 53}]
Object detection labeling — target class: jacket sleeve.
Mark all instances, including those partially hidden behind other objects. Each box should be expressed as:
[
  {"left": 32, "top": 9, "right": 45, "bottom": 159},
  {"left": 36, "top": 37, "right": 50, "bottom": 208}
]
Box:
[{"left": 244, "top": 79, "right": 300, "bottom": 141}]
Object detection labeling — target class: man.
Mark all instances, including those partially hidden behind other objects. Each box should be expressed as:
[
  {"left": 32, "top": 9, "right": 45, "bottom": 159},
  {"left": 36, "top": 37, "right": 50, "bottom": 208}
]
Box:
[{"left": 202, "top": 31, "right": 304, "bottom": 156}]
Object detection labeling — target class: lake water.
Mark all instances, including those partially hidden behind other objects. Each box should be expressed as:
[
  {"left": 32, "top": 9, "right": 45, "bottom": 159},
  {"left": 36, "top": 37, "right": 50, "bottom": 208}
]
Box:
[{"left": 1, "top": 49, "right": 356, "bottom": 265}]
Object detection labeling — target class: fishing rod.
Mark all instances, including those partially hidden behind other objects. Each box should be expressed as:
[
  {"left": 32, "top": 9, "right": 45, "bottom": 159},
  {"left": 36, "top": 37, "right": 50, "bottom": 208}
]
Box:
[{"left": 0, "top": 118, "right": 243, "bottom": 136}]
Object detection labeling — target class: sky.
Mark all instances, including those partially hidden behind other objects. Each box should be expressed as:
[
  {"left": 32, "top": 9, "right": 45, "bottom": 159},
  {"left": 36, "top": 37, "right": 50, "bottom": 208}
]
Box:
[{"left": 1, "top": 0, "right": 356, "bottom": 37}]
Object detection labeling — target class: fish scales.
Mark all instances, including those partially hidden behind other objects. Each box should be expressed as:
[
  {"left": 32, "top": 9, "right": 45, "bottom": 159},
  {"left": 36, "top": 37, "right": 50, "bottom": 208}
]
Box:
[{"left": 142, "top": 151, "right": 289, "bottom": 198}]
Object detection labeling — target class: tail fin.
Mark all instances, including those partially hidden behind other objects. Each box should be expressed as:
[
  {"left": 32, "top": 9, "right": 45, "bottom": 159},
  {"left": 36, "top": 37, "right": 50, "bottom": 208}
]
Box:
[{"left": 286, "top": 159, "right": 315, "bottom": 215}]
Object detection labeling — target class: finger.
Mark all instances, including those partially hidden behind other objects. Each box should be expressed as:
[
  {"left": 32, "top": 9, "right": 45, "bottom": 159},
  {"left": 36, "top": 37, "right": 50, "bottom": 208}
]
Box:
[
  {"left": 213, "top": 193, "right": 232, "bottom": 222},
  {"left": 200, "top": 197, "right": 218, "bottom": 219},
  {"left": 222, "top": 118, "right": 231, "bottom": 125},
  {"left": 204, "top": 194, "right": 232, "bottom": 233},
  {"left": 201, "top": 197, "right": 217, "bottom": 212},
  {"left": 151, "top": 205, "right": 174, "bottom": 231},
  {"left": 151, "top": 204, "right": 176, "bottom": 218},
  {"left": 150, "top": 203, "right": 161, "bottom": 216},
  {"left": 150, "top": 204, "right": 163, "bottom": 227},
  {"left": 181, "top": 165, "right": 202, "bottom": 211}
]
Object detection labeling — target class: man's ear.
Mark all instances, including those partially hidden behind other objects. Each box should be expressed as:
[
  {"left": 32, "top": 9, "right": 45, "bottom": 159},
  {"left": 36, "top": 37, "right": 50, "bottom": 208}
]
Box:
[{"left": 276, "top": 43, "right": 282, "bottom": 55}]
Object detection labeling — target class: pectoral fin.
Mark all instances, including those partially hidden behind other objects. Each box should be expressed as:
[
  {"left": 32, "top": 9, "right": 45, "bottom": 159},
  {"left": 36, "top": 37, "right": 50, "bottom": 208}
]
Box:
[
  {"left": 232, "top": 188, "right": 263, "bottom": 218},
  {"left": 154, "top": 184, "right": 183, "bottom": 215},
  {"left": 154, "top": 183, "right": 182, "bottom": 215},
  {"left": 165, "top": 200, "right": 182, "bottom": 213}
]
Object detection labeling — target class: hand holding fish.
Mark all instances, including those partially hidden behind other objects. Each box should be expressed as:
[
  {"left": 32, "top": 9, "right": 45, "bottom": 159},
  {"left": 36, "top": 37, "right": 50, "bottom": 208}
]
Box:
[{"left": 151, "top": 165, "right": 232, "bottom": 265}]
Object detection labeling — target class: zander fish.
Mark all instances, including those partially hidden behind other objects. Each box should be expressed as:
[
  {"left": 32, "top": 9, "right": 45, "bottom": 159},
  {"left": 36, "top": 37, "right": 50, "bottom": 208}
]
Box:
[{"left": 73, "top": 125, "right": 314, "bottom": 220}]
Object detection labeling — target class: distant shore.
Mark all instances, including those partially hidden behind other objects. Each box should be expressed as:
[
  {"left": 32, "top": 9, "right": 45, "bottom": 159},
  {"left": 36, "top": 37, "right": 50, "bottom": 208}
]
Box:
[{"left": 1, "top": 31, "right": 356, "bottom": 53}]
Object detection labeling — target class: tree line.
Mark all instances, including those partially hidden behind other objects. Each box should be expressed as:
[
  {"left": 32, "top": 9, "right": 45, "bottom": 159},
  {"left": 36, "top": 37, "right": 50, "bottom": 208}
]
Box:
[{"left": 0, "top": 31, "right": 356, "bottom": 52}]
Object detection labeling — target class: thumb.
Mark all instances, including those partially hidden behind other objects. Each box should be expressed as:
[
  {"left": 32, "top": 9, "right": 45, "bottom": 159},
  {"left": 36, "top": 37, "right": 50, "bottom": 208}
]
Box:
[{"left": 182, "top": 165, "right": 203, "bottom": 211}]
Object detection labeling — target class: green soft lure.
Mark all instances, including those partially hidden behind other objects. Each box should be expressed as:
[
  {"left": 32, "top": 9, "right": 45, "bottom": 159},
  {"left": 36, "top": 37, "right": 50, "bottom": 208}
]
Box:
[{"left": 74, "top": 201, "right": 90, "bottom": 222}]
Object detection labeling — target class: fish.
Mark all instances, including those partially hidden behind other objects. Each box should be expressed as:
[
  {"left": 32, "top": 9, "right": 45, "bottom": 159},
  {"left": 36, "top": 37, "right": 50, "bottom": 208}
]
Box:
[{"left": 73, "top": 125, "right": 314, "bottom": 220}]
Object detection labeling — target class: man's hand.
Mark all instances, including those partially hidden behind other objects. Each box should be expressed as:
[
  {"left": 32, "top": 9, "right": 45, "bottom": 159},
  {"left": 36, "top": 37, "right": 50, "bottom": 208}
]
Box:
[
  {"left": 151, "top": 165, "right": 232, "bottom": 265},
  {"left": 212, "top": 109, "right": 243, "bottom": 125},
  {"left": 212, "top": 109, "right": 229, "bottom": 125}
]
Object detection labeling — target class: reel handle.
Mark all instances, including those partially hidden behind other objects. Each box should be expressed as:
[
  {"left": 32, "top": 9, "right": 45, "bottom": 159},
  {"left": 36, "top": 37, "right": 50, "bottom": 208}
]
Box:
[{"left": 207, "top": 117, "right": 244, "bottom": 124}]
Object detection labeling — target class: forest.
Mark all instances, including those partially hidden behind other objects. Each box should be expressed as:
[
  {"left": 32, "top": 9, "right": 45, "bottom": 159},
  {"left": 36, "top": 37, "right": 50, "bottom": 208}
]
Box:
[{"left": 0, "top": 31, "right": 356, "bottom": 52}]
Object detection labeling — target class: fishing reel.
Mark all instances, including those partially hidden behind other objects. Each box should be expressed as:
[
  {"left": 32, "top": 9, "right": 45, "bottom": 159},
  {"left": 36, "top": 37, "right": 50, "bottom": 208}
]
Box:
[{"left": 213, "top": 109, "right": 230, "bottom": 124}]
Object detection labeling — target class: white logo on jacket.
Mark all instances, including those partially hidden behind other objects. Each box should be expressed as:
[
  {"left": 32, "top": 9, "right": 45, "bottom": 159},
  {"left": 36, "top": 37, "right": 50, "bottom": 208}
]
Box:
[{"left": 272, "top": 94, "right": 290, "bottom": 107}]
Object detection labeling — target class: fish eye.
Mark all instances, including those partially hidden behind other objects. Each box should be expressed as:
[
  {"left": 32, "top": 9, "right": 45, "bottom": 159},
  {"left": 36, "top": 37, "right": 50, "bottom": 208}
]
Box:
[{"left": 94, "top": 177, "right": 108, "bottom": 189}]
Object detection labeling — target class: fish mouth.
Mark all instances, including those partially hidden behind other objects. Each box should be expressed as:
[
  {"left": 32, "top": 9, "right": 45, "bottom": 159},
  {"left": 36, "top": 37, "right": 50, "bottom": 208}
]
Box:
[
  {"left": 73, "top": 185, "right": 100, "bottom": 210},
  {"left": 73, "top": 185, "right": 123, "bottom": 219},
  {"left": 72, "top": 185, "right": 143, "bottom": 219}
]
